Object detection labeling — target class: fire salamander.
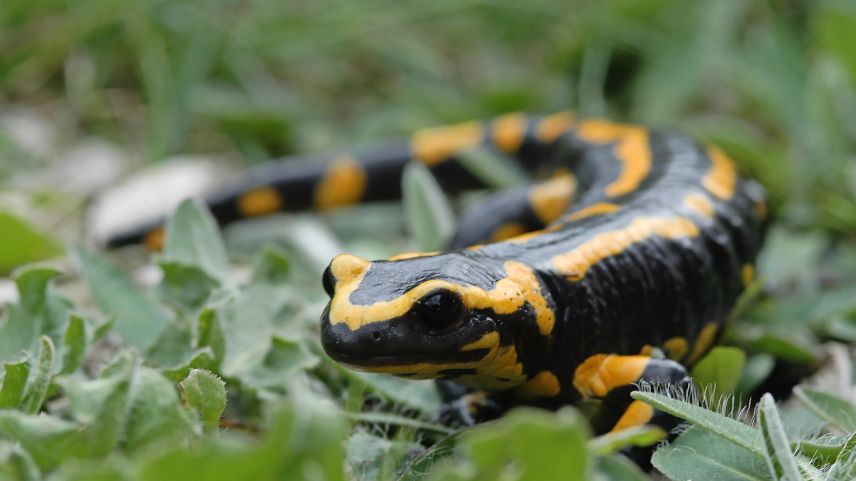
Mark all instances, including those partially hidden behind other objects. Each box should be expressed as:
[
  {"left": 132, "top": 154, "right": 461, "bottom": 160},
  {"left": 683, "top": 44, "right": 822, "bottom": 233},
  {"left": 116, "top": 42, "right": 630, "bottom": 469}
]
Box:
[{"left": 105, "top": 112, "right": 767, "bottom": 434}]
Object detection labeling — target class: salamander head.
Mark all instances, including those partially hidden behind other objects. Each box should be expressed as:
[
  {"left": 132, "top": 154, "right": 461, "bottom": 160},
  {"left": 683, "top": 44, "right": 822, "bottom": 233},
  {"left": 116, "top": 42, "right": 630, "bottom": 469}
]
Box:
[{"left": 319, "top": 253, "right": 555, "bottom": 390}]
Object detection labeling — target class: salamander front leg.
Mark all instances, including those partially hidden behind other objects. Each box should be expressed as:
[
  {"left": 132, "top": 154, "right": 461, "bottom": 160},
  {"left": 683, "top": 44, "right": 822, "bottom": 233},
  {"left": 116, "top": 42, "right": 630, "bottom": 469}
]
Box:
[
  {"left": 448, "top": 173, "right": 575, "bottom": 248},
  {"left": 573, "top": 354, "right": 691, "bottom": 433}
]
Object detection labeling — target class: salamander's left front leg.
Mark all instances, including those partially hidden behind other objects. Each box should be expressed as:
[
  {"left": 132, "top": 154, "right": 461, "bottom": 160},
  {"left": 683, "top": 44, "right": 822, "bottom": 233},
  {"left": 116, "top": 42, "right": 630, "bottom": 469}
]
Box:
[
  {"left": 435, "top": 380, "right": 510, "bottom": 426},
  {"left": 573, "top": 354, "right": 691, "bottom": 433}
]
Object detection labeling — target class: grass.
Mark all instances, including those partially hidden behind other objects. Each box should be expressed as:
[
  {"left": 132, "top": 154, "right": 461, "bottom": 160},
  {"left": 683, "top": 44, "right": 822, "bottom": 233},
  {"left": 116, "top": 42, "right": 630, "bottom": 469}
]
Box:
[{"left": 1, "top": 0, "right": 856, "bottom": 480}]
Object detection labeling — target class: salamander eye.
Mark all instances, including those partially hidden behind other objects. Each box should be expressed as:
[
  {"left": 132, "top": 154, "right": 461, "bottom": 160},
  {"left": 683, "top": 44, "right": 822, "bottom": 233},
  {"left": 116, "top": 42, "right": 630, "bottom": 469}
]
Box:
[
  {"left": 322, "top": 265, "right": 336, "bottom": 297},
  {"left": 413, "top": 290, "right": 463, "bottom": 330}
]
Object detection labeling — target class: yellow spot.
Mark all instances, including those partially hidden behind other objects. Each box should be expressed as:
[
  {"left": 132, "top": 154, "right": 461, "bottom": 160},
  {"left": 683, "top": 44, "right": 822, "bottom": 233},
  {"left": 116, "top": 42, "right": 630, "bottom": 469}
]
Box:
[
  {"left": 353, "top": 340, "right": 527, "bottom": 391},
  {"left": 329, "top": 260, "right": 555, "bottom": 335},
  {"left": 535, "top": 111, "right": 576, "bottom": 142},
  {"left": 466, "top": 244, "right": 484, "bottom": 251},
  {"left": 329, "top": 253, "right": 371, "bottom": 285},
  {"left": 703, "top": 146, "right": 737, "bottom": 200},
  {"left": 461, "top": 332, "right": 500, "bottom": 351},
  {"left": 663, "top": 337, "right": 689, "bottom": 361},
  {"left": 529, "top": 173, "right": 577, "bottom": 224},
  {"left": 754, "top": 199, "right": 767, "bottom": 219},
  {"left": 411, "top": 121, "right": 483, "bottom": 166},
  {"left": 314, "top": 156, "right": 367, "bottom": 211},
  {"left": 683, "top": 193, "right": 715, "bottom": 218},
  {"left": 566, "top": 202, "right": 621, "bottom": 221},
  {"left": 143, "top": 228, "right": 165, "bottom": 251},
  {"left": 741, "top": 264, "right": 755, "bottom": 288},
  {"left": 639, "top": 344, "right": 653, "bottom": 356},
  {"left": 237, "top": 186, "right": 282, "bottom": 217},
  {"left": 552, "top": 216, "right": 700, "bottom": 281},
  {"left": 492, "top": 112, "right": 527, "bottom": 153},
  {"left": 387, "top": 251, "right": 441, "bottom": 261},
  {"left": 516, "top": 371, "right": 561, "bottom": 398},
  {"left": 576, "top": 120, "right": 651, "bottom": 197},
  {"left": 686, "top": 322, "right": 719, "bottom": 365},
  {"left": 610, "top": 400, "right": 655, "bottom": 432},
  {"left": 573, "top": 354, "right": 649, "bottom": 398},
  {"left": 490, "top": 223, "right": 529, "bottom": 242}
]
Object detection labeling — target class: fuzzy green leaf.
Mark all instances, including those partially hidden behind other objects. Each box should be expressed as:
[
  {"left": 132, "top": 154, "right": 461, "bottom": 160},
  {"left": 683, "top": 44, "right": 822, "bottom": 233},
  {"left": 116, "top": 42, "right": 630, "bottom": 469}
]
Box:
[
  {"left": 60, "top": 314, "right": 87, "bottom": 375},
  {"left": 825, "top": 431, "right": 856, "bottom": 481},
  {"left": 793, "top": 386, "right": 856, "bottom": 433},
  {"left": 125, "top": 367, "right": 196, "bottom": 452},
  {"left": 74, "top": 246, "right": 170, "bottom": 350},
  {"left": 20, "top": 336, "right": 55, "bottom": 414},
  {"left": 652, "top": 426, "right": 770, "bottom": 481},
  {"left": 163, "top": 198, "right": 231, "bottom": 284},
  {"left": 595, "top": 454, "right": 650, "bottom": 481},
  {"left": 758, "top": 393, "right": 802, "bottom": 481},
  {"left": 457, "top": 147, "right": 529, "bottom": 188},
  {"left": 0, "top": 412, "right": 82, "bottom": 471},
  {"left": 402, "top": 163, "right": 455, "bottom": 251},
  {"left": 631, "top": 390, "right": 762, "bottom": 454},
  {"left": 0, "top": 360, "right": 29, "bottom": 409},
  {"left": 179, "top": 369, "right": 226, "bottom": 435}
]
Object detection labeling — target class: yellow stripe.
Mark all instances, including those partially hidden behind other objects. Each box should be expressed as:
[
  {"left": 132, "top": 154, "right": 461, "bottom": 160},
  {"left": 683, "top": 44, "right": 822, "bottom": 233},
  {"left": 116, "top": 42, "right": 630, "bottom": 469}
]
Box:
[
  {"left": 238, "top": 186, "right": 283, "bottom": 217},
  {"left": 610, "top": 400, "right": 655, "bottom": 432},
  {"left": 686, "top": 322, "right": 719, "bottom": 365},
  {"left": 489, "top": 223, "right": 529, "bottom": 242},
  {"left": 314, "top": 156, "right": 367, "bottom": 211},
  {"left": 143, "top": 227, "right": 165, "bottom": 251},
  {"left": 741, "top": 264, "right": 755, "bottom": 287},
  {"left": 535, "top": 111, "right": 576, "bottom": 142},
  {"left": 663, "top": 337, "right": 689, "bottom": 361},
  {"left": 411, "top": 121, "right": 483, "bottom": 166},
  {"left": 528, "top": 173, "right": 577, "bottom": 224},
  {"left": 515, "top": 371, "right": 561, "bottom": 398},
  {"left": 329, "top": 259, "right": 555, "bottom": 335},
  {"left": 683, "top": 193, "right": 715, "bottom": 218},
  {"left": 387, "top": 251, "right": 441, "bottom": 261},
  {"left": 573, "top": 354, "right": 649, "bottom": 398},
  {"left": 566, "top": 202, "right": 621, "bottom": 221},
  {"left": 576, "top": 120, "right": 651, "bottom": 197},
  {"left": 552, "top": 216, "right": 700, "bottom": 281},
  {"left": 491, "top": 112, "right": 527, "bottom": 153},
  {"left": 703, "top": 146, "right": 737, "bottom": 200}
]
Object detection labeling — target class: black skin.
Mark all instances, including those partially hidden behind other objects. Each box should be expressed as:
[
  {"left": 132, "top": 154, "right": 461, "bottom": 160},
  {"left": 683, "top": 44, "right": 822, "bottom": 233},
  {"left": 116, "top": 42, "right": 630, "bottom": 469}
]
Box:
[{"left": 104, "top": 113, "right": 767, "bottom": 450}]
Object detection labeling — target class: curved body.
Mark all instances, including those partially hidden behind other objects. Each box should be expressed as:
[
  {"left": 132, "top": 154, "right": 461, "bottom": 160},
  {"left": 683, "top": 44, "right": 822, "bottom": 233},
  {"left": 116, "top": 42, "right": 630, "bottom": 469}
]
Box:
[{"left": 106, "top": 112, "right": 767, "bottom": 410}]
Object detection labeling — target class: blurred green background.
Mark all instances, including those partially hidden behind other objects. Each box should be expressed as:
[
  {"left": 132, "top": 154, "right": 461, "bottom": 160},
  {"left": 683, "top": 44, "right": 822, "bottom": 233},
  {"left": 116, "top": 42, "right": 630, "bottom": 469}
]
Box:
[{"left": 1, "top": 1, "right": 856, "bottom": 480}]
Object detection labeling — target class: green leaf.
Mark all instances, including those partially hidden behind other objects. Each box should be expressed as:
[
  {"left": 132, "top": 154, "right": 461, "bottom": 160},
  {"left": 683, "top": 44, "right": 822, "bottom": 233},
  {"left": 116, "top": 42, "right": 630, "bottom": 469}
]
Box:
[
  {"left": 453, "top": 407, "right": 591, "bottom": 480},
  {"left": 595, "top": 454, "right": 649, "bottom": 481},
  {"left": 74, "top": 246, "right": 170, "bottom": 351},
  {"left": 251, "top": 246, "right": 291, "bottom": 285},
  {"left": 156, "top": 261, "right": 220, "bottom": 312},
  {"left": 60, "top": 314, "right": 87, "bottom": 375},
  {"left": 736, "top": 353, "right": 776, "bottom": 397},
  {"left": 0, "top": 360, "right": 29, "bottom": 409},
  {"left": 344, "top": 412, "right": 455, "bottom": 435},
  {"left": 0, "top": 265, "right": 66, "bottom": 363},
  {"left": 20, "top": 336, "right": 55, "bottom": 414},
  {"left": 589, "top": 425, "right": 666, "bottom": 455},
  {"left": 59, "top": 350, "right": 134, "bottom": 456},
  {"left": 0, "top": 440, "right": 40, "bottom": 481},
  {"left": 691, "top": 346, "right": 746, "bottom": 400},
  {"left": 179, "top": 369, "right": 226, "bottom": 435},
  {"left": 758, "top": 393, "right": 802, "bottom": 481},
  {"left": 652, "top": 426, "right": 770, "bottom": 481},
  {"left": 793, "top": 386, "right": 856, "bottom": 433},
  {"left": 163, "top": 198, "right": 231, "bottom": 284},
  {"left": 0, "top": 213, "right": 62, "bottom": 275},
  {"left": 825, "top": 431, "right": 856, "bottom": 481},
  {"left": 125, "top": 366, "right": 196, "bottom": 453},
  {"left": 0, "top": 412, "right": 83, "bottom": 471},
  {"left": 346, "top": 430, "right": 425, "bottom": 481},
  {"left": 402, "top": 163, "right": 455, "bottom": 251},
  {"left": 349, "top": 373, "right": 442, "bottom": 413},
  {"left": 457, "top": 147, "right": 529, "bottom": 188},
  {"left": 631, "top": 391, "right": 762, "bottom": 454},
  {"left": 794, "top": 436, "right": 849, "bottom": 466}
]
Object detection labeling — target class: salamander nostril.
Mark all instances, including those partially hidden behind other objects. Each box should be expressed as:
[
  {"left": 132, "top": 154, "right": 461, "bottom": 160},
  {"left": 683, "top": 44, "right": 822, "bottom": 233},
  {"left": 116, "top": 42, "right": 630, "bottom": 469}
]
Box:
[
  {"left": 371, "top": 331, "right": 382, "bottom": 341},
  {"left": 414, "top": 289, "right": 463, "bottom": 330}
]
